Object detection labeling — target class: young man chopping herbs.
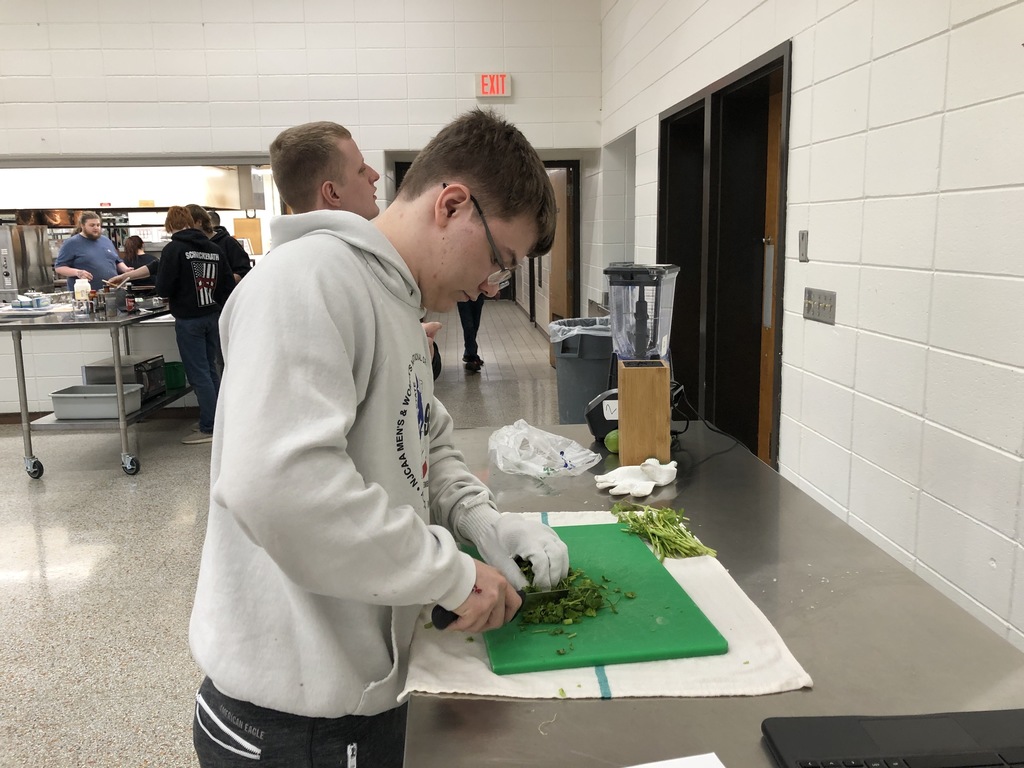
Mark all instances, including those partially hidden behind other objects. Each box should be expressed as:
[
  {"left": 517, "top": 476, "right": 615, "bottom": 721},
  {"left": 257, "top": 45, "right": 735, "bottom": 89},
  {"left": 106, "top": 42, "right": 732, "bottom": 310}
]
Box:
[{"left": 188, "top": 112, "right": 568, "bottom": 768}]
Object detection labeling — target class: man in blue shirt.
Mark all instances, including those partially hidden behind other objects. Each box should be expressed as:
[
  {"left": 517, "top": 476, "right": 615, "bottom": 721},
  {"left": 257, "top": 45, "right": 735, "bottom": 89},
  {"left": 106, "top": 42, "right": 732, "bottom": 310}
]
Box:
[{"left": 53, "top": 211, "right": 130, "bottom": 290}]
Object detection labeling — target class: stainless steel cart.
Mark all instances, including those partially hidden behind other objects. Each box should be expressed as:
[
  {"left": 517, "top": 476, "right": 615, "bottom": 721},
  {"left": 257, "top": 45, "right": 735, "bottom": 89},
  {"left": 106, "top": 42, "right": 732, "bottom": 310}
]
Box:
[{"left": 1, "top": 307, "right": 192, "bottom": 477}]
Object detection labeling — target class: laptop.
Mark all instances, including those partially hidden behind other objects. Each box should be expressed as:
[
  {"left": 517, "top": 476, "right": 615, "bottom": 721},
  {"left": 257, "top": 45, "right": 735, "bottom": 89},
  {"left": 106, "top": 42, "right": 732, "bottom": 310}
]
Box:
[{"left": 761, "top": 708, "right": 1024, "bottom": 767}]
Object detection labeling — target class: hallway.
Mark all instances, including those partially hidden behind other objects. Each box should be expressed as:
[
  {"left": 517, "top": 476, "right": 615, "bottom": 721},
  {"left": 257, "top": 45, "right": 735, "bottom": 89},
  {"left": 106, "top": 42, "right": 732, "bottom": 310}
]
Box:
[
  {"left": 0, "top": 300, "right": 557, "bottom": 767},
  {"left": 428, "top": 299, "right": 559, "bottom": 428}
]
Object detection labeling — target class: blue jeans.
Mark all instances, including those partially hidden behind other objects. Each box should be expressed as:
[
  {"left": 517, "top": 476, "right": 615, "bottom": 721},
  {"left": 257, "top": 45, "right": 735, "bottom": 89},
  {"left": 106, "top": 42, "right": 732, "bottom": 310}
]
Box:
[
  {"left": 193, "top": 677, "right": 407, "bottom": 767},
  {"left": 457, "top": 295, "right": 485, "bottom": 359},
  {"left": 175, "top": 313, "right": 222, "bottom": 433}
]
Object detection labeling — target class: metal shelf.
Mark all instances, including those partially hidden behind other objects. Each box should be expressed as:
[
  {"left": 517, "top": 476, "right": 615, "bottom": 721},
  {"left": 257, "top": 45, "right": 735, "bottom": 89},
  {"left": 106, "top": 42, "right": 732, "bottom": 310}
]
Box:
[{"left": 30, "top": 386, "right": 194, "bottom": 432}]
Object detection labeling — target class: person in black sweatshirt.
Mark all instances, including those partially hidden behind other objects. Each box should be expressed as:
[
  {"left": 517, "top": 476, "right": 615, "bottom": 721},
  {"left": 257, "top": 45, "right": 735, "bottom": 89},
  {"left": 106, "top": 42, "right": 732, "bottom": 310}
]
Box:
[
  {"left": 206, "top": 208, "right": 253, "bottom": 282},
  {"left": 156, "top": 205, "right": 235, "bottom": 445}
]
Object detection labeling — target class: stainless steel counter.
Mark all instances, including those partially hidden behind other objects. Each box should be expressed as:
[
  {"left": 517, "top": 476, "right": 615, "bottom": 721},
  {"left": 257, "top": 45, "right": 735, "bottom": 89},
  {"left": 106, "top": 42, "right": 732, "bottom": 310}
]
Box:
[{"left": 405, "top": 423, "right": 1024, "bottom": 767}]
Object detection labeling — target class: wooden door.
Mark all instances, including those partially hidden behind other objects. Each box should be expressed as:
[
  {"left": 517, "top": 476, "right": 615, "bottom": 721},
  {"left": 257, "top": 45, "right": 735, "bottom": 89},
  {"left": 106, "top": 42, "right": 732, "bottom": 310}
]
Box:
[
  {"left": 547, "top": 168, "right": 569, "bottom": 367},
  {"left": 657, "top": 44, "right": 790, "bottom": 467},
  {"left": 756, "top": 70, "right": 784, "bottom": 462},
  {"left": 547, "top": 169, "right": 569, "bottom": 321}
]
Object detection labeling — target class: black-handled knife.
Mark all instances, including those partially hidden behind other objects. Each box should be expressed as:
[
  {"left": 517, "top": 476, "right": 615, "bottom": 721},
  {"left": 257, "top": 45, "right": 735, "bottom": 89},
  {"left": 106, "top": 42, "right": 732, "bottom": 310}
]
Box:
[{"left": 431, "top": 588, "right": 568, "bottom": 630}]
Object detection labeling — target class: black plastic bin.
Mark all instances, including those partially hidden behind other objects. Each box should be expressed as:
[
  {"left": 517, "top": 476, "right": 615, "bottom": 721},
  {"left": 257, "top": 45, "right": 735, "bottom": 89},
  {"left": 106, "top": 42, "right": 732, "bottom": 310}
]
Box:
[{"left": 548, "top": 317, "right": 612, "bottom": 424}]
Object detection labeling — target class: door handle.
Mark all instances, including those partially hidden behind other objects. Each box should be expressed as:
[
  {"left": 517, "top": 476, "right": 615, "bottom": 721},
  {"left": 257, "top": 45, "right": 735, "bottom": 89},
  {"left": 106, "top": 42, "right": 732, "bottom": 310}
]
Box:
[{"left": 762, "top": 237, "right": 774, "bottom": 329}]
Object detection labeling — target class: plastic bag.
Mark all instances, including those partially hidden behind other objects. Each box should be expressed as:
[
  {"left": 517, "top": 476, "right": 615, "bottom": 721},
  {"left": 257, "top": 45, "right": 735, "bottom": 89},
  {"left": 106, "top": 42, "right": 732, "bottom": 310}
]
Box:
[
  {"left": 547, "top": 316, "right": 611, "bottom": 344},
  {"left": 488, "top": 419, "right": 601, "bottom": 478}
]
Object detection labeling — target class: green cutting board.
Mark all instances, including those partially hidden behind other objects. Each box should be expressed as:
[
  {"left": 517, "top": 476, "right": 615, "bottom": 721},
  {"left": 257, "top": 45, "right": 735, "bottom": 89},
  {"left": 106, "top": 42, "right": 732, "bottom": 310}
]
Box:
[{"left": 484, "top": 523, "right": 728, "bottom": 675}]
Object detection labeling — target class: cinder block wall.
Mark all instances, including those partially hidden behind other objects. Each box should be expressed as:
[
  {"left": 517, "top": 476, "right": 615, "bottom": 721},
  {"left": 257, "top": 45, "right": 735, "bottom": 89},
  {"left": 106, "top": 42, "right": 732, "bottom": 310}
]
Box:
[{"left": 602, "top": 0, "right": 1024, "bottom": 648}]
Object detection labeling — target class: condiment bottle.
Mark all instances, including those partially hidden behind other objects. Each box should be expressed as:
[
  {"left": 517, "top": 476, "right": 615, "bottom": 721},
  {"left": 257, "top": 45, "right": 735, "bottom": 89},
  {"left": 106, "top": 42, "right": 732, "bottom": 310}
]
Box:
[
  {"left": 124, "top": 281, "right": 136, "bottom": 313},
  {"left": 73, "top": 278, "right": 91, "bottom": 314}
]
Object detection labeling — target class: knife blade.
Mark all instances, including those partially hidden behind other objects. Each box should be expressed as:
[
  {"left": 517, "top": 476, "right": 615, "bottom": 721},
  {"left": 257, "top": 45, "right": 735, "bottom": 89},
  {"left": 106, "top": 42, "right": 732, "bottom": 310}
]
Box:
[{"left": 431, "top": 588, "right": 570, "bottom": 630}]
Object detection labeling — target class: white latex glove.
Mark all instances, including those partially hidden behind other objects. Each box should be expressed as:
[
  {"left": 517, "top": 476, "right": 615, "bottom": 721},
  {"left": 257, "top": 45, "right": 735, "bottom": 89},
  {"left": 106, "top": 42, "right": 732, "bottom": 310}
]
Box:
[
  {"left": 595, "top": 459, "right": 678, "bottom": 497},
  {"left": 473, "top": 514, "right": 570, "bottom": 590}
]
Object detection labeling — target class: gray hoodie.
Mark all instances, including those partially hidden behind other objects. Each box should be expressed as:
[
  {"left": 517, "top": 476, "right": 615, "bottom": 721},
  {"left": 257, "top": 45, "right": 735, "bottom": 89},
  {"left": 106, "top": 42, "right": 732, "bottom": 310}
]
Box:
[{"left": 189, "top": 210, "right": 501, "bottom": 717}]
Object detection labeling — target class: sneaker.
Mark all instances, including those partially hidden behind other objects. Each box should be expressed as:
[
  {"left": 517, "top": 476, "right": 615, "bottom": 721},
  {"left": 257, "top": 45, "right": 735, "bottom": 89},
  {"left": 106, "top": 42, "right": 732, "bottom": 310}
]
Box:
[
  {"left": 463, "top": 355, "right": 484, "bottom": 372},
  {"left": 182, "top": 431, "right": 213, "bottom": 445},
  {"left": 190, "top": 422, "right": 202, "bottom": 432}
]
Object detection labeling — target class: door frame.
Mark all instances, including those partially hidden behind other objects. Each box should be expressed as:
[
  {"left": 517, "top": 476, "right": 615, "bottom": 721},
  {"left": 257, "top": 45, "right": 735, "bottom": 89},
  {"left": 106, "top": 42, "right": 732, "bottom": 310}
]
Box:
[
  {"left": 656, "top": 40, "right": 792, "bottom": 467},
  {"left": 538, "top": 160, "right": 581, "bottom": 323}
]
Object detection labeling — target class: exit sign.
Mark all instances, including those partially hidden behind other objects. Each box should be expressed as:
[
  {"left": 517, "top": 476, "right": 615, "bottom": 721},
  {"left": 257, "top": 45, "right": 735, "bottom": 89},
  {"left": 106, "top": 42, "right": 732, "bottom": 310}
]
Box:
[{"left": 477, "top": 73, "right": 511, "bottom": 98}]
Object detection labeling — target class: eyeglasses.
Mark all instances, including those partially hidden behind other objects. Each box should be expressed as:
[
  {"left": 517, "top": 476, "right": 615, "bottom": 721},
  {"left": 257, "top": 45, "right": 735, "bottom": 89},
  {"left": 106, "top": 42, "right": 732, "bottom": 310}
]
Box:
[{"left": 443, "top": 183, "right": 513, "bottom": 286}]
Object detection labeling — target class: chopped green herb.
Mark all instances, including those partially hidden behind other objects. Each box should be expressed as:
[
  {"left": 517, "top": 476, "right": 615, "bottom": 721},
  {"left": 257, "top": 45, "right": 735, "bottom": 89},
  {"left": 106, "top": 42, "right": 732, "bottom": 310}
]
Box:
[
  {"left": 517, "top": 565, "right": 610, "bottom": 626},
  {"left": 611, "top": 501, "right": 717, "bottom": 561}
]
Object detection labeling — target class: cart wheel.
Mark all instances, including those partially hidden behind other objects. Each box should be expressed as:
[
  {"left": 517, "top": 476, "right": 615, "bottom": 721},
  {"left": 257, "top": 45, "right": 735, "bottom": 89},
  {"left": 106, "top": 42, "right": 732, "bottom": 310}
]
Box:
[
  {"left": 26, "top": 459, "right": 44, "bottom": 479},
  {"left": 123, "top": 456, "right": 140, "bottom": 476}
]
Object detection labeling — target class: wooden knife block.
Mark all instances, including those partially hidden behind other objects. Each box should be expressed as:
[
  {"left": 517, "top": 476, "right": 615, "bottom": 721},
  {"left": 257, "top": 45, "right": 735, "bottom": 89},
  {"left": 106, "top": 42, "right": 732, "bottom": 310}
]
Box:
[{"left": 617, "top": 359, "right": 671, "bottom": 466}]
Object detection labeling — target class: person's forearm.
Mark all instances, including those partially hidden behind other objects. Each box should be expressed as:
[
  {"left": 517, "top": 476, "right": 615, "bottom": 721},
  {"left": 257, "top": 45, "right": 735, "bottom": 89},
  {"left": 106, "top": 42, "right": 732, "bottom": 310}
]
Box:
[{"left": 55, "top": 266, "right": 89, "bottom": 279}]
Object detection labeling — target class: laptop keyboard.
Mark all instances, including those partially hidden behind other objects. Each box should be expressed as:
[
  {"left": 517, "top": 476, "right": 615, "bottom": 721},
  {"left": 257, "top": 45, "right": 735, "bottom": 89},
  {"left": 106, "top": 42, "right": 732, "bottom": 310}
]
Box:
[{"left": 796, "top": 748, "right": 1024, "bottom": 767}]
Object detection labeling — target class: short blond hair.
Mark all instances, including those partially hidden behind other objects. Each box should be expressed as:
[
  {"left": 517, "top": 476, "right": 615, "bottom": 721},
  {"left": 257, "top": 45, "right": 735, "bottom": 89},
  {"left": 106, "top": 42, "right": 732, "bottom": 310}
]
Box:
[{"left": 269, "top": 122, "right": 353, "bottom": 212}]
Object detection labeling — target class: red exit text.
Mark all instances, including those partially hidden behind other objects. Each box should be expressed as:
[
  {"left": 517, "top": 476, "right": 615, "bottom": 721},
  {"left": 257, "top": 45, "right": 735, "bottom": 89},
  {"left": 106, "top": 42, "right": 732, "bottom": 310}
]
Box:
[{"left": 477, "top": 73, "right": 511, "bottom": 98}]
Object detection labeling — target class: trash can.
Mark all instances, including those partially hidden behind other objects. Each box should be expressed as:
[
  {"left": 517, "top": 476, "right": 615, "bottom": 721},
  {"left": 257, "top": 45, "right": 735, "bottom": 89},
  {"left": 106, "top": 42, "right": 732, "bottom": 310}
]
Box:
[
  {"left": 164, "top": 361, "right": 187, "bottom": 390},
  {"left": 548, "top": 317, "right": 613, "bottom": 424}
]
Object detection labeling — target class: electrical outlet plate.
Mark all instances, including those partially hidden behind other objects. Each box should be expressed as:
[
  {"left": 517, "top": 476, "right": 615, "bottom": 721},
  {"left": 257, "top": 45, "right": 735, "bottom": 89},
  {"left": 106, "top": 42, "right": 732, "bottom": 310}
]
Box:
[{"left": 803, "top": 288, "right": 836, "bottom": 325}]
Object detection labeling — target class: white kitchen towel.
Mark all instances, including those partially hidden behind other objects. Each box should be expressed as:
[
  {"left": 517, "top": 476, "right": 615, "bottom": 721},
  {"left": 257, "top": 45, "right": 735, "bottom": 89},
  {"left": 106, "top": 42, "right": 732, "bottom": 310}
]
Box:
[{"left": 401, "top": 511, "right": 812, "bottom": 701}]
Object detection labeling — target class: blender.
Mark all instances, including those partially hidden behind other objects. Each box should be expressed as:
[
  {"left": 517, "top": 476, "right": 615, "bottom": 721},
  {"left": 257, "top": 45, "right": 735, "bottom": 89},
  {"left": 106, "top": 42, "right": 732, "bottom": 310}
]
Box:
[{"left": 604, "top": 263, "right": 680, "bottom": 465}]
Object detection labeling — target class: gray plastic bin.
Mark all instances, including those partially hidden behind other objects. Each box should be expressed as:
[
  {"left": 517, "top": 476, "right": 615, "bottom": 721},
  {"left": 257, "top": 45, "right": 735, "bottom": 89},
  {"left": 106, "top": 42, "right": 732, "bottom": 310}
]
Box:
[
  {"left": 50, "top": 384, "right": 144, "bottom": 419},
  {"left": 548, "top": 317, "right": 612, "bottom": 424}
]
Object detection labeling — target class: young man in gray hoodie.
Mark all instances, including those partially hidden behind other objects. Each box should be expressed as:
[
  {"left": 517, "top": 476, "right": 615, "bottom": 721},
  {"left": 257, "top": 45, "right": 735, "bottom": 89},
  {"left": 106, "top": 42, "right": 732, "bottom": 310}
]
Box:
[{"left": 189, "top": 112, "right": 564, "bottom": 767}]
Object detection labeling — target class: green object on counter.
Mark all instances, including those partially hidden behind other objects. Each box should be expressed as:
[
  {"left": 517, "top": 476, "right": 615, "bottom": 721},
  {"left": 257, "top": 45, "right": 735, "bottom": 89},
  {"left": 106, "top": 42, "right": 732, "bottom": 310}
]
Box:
[
  {"left": 482, "top": 523, "right": 727, "bottom": 675},
  {"left": 604, "top": 429, "right": 619, "bottom": 453},
  {"left": 165, "top": 361, "right": 187, "bottom": 389}
]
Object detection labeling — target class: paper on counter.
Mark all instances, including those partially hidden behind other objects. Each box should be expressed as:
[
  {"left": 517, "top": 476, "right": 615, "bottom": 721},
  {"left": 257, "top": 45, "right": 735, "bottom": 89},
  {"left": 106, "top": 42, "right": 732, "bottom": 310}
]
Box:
[
  {"left": 628, "top": 754, "right": 727, "bottom": 768},
  {"left": 402, "top": 511, "right": 812, "bottom": 701},
  {"left": 622, "top": 757, "right": 729, "bottom": 768}
]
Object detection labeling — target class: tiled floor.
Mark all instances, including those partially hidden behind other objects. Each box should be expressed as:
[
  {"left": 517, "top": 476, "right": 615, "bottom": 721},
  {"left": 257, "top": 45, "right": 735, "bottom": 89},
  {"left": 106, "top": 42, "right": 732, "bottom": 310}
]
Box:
[
  {"left": 427, "top": 298, "right": 559, "bottom": 428},
  {"left": 0, "top": 300, "right": 557, "bottom": 768}
]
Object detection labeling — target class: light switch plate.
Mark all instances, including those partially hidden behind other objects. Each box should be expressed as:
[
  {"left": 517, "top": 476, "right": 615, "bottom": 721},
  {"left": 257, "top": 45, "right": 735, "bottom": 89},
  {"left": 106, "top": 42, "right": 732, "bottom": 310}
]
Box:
[
  {"left": 803, "top": 288, "right": 836, "bottom": 325},
  {"left": 798, "top": 230, "right": 809, "bottom": 262}
]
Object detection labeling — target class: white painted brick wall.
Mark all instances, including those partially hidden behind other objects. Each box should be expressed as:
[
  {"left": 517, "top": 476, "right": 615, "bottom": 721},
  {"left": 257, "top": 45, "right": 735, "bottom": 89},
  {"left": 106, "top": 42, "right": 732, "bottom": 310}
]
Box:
[
  {"left": 858, "top": 266, "right": 931, "bottom": 342},
  {"left": 809, "top": 134, "right": 865, "bottom": 201},
  {"left": 947, "top": 1, "right": 1024, "bottom": 108},
  {"left": 868, "top": 37, "right": 948, "bottom": 128},
  {"left": 916, "top": 493, "right": 1016, "bottom": 616},
  {"left": 854, "top": 332, "right": 928, "bottom": 413},
  {"left": 810, "top": 65, "right": 869, "bottom": 142},
  {"left": 798, "top": 426, "right": 852, "bottom": 509},
  {"left": 800, "top": 373, "right": 854, "bottom": 447},
  {"left": 852, "top": 393, "right": 925, "bottom": 485},
  {"left": 861, "top": 196, "right": 937, "bottom": 270},
  {"left": 813, "top": 0, "right": 872, "bottom": 81},
  {"left": 848, "top": 455, "right": 919, "bottom": 553},
  {"left": 864, "top": 116, "right": 942, "bottom": 196},
  {"left": 941, "top": 96, "right": 1024, "bottom": 190},
  {"left": 935, "top": 189, "right": 1024, "bottom": 276},
  {"left": 805, "top": 201, "right": 862, "bottom": 264},
  {"left": 925, "top": 350, "right": 1024, "bottom": 454},
  {"left": 931, "top": 274, "right": 1024, "bottom": 366},
  {"left": 920, "top": 423, "right": 1021, "bottom": 537},
  {"left": 0, "top": 1, "right": 601, "bottom": 156}
]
